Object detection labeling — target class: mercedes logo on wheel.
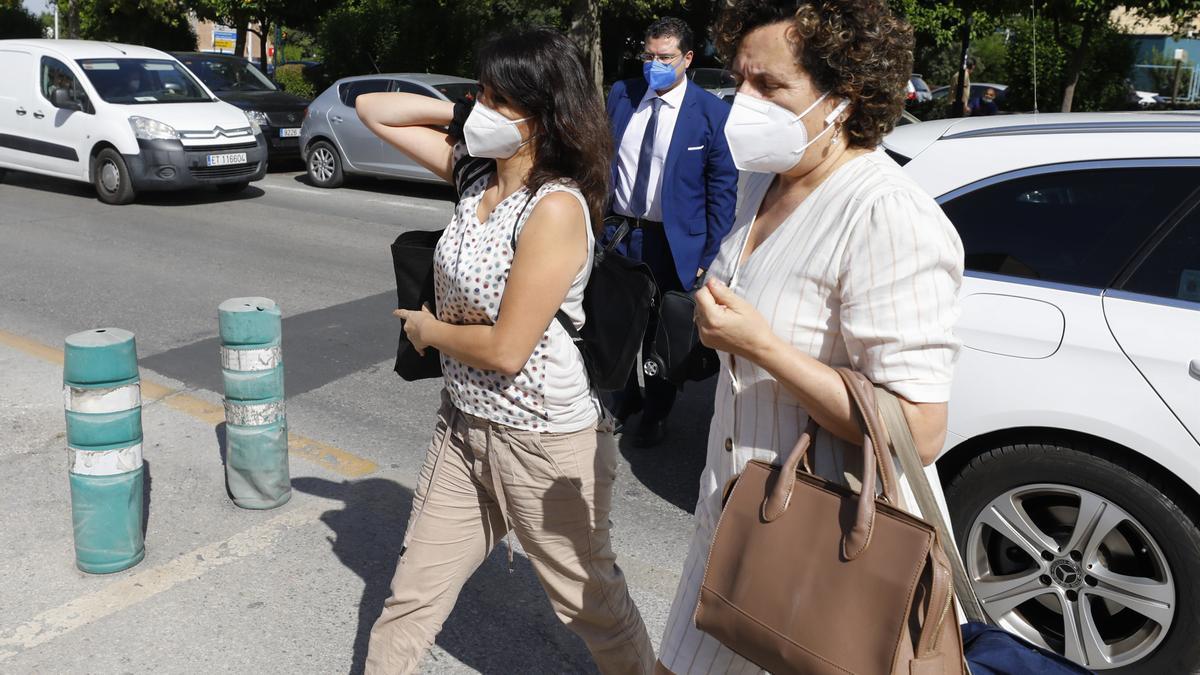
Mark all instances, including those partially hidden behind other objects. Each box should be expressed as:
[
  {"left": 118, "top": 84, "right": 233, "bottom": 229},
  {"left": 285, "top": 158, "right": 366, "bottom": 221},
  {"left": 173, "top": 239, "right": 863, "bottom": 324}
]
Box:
[{"left": 1051, "top": 559, "right": 1081, "bottom": 588}]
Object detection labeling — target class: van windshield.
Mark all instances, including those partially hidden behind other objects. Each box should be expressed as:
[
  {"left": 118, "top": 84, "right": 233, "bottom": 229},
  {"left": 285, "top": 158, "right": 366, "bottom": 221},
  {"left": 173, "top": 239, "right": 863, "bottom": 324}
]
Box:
[{"left": 77, "top": 58, "right": 213, "bottom": 104}]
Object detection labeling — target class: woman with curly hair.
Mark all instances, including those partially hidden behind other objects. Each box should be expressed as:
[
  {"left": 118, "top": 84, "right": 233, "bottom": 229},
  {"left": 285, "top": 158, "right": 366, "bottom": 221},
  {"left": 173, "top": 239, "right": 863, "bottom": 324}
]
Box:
[
  {"left": 356, "top": 27, "right": 654, "bottom": 674},
  {"left": 655, "top": 1, "right": 965, "bottom": 672}
]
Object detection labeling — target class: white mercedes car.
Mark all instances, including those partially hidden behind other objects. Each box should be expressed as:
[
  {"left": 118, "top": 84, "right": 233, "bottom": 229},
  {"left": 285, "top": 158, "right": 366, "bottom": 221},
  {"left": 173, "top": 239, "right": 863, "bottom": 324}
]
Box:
[{"left": 885, "top": 112, "right": 1200, "bottom": 673}]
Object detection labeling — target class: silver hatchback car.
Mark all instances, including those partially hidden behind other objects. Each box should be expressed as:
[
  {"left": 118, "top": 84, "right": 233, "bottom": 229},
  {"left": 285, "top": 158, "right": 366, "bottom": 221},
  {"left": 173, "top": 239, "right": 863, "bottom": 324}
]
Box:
[{"left": 300, "top": 73, "right": 478, "bottom": 187}]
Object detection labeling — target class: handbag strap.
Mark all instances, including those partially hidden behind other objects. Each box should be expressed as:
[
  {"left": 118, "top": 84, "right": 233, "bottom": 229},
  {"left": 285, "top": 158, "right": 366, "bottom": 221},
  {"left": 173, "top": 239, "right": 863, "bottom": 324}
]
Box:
[{"left": 874, "top": 386, "right": 988, "bottom": 624}]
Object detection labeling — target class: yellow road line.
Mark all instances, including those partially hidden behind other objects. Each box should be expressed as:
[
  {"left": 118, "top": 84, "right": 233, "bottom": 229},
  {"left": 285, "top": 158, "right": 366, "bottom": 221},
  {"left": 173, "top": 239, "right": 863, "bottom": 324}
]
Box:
[{"left": 0, "top": 329, "right": 378, "bottom": 478}]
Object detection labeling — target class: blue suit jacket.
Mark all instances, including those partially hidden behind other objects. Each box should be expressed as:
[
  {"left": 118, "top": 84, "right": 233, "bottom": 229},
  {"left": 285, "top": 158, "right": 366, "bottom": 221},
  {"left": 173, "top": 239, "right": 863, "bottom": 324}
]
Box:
[{"left": 606, "top": 78, "right": 738, "bottom": 289}]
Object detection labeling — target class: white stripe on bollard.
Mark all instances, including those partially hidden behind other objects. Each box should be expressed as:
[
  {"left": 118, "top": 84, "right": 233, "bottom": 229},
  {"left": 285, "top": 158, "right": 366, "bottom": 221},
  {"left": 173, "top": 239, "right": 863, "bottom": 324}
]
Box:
[
  {"left": 62, "top": 384, "right": 141, "bottom": 414},
  {"left": 224, "top": 400, "right": 285, "bottom": 426},
  {"left": 68, "top": 443, "right": 144, "bottom": 476},
  {"left": 219, "top": 345, "right": 282, "bottom": 372}
]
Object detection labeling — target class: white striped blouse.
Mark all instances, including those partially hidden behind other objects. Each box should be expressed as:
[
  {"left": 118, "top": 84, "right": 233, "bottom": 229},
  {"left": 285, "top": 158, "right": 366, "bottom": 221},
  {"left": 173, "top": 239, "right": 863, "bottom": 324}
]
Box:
[{"left": 658, "top": 150, "right": 965, "bottom": 674}]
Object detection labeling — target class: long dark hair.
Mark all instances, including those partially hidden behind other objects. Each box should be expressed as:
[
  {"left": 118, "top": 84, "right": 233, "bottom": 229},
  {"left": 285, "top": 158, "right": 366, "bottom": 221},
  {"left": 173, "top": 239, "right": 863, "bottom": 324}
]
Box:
[{"left": 477, "top": 28, "right": 612, "bottom": 229}]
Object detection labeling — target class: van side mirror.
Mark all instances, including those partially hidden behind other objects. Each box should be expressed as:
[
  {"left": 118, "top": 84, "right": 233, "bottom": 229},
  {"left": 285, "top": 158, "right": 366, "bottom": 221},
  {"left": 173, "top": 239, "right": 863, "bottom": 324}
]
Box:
[{"left": 52, "top": 87, "right": 82, "bottom": 112}]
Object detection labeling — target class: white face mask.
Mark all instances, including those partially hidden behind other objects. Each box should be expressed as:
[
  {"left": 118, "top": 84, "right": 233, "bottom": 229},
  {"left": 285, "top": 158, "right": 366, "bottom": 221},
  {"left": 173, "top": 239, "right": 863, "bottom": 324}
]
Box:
[
  {"left": 723, "top": 92, "right": 850, "bottom": 174},
  {"left": 464, "top": 101, "right": 532, "bottom": 160}
]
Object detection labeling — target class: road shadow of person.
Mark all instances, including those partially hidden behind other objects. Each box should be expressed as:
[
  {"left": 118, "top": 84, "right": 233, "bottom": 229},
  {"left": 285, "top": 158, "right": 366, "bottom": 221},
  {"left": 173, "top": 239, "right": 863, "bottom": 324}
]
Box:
[
  {"left": 616, "top": 376, "right": 716, "bottom": 513},
  {"left": 291, "top": 476, "right": 594, "bottom": 674}
]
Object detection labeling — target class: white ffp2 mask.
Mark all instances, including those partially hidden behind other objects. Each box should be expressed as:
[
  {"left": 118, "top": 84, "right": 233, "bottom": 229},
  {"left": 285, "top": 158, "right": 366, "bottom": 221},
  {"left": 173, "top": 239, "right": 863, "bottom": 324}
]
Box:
[
  {"left": 723, "top": 93, "right": 850, "bottom": 174},
  {"left": 463, "top": 102, "right": 532, "bottom": 160}
]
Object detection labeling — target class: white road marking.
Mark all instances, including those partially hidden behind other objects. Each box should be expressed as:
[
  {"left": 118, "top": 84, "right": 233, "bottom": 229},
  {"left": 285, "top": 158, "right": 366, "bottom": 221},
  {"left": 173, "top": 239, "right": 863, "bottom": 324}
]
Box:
[
  {"left": 261, "top": 181, "right": 447, "bottom": 212},
  {"left": 0, "top": 501, "right": 325, "bottom": 661}
]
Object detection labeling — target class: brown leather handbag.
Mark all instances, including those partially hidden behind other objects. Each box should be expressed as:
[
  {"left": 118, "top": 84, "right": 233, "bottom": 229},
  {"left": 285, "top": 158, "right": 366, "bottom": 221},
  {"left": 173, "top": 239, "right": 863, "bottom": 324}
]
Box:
[{"left": 694, "top": 368, "right": 967, "bottom": 675}]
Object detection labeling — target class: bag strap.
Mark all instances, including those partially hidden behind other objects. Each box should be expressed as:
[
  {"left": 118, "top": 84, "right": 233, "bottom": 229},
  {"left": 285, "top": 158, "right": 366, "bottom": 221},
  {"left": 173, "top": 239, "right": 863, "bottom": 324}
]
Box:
[{"left": 874, "top": 386, "right": 988, "bottom": 623}]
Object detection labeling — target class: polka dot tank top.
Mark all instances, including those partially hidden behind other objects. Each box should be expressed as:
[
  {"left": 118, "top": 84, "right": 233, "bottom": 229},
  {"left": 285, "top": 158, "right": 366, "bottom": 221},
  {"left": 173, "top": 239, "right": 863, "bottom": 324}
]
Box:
[{"left": 432, "top": 144, "right": 598, "bottom": 433}]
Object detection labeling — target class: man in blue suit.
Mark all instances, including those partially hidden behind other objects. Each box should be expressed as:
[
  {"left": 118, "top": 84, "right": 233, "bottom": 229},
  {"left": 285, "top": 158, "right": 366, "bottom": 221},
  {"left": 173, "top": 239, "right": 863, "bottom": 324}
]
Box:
[{"left": 606, "top": 17, "right": 737, "bottom": 447}]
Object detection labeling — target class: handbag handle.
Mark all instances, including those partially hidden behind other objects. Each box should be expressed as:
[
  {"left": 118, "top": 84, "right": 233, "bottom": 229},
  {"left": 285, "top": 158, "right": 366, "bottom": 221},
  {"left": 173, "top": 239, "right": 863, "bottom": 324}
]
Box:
[{"left": 761, "top": 368, "right": 901, "bottom": 561}]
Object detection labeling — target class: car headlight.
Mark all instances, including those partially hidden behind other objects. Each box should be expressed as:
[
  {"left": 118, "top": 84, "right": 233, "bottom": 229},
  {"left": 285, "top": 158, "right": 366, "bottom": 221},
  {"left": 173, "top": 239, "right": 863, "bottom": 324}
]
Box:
[
  {"left": 128, "top": 116, "right": 179, "bottom": 141},
  {"left": 245, "top": 110, "right": 269, "bottom": 135}
]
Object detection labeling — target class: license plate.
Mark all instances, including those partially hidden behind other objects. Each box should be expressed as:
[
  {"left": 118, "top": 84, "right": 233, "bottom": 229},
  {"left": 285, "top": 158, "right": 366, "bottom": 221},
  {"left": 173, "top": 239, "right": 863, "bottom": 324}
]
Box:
[
  {"left": 279, "top": 128, "right": 301, "bottom": 138},
  {"left": 206, "top": 152, "right": 247, "bottom": 167}
]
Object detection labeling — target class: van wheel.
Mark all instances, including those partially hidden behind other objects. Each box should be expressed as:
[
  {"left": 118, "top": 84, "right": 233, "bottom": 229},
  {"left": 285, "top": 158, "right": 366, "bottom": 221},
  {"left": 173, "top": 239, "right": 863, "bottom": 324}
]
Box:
[
  {"left": 217, "top": 181, "right": 249, "bottom": 194},
  {"left": 945, "top": 443, "right": 1200, "bottom": 672},
  {"left": 307, "top": 140, "right": 343, "bottom": 188},
  {"left": 92, "top": 149, "right": 136, "bottom": 205}
]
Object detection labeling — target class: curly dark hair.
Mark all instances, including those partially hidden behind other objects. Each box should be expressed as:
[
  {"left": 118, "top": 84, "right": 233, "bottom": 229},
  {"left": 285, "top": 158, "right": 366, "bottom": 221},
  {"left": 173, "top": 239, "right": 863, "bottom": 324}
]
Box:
[
  {"left": 714, "top": 0, "right": 914, "bottom": 149},
  {"left": 475, "top": 28, "right": 612, "bottom": 229}
]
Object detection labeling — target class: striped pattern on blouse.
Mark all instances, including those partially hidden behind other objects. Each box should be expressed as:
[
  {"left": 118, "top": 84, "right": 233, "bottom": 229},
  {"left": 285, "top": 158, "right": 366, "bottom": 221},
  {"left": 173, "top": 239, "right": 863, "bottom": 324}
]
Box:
[{"left": 658, "top": 150, "right": 965, "bottom": 674}]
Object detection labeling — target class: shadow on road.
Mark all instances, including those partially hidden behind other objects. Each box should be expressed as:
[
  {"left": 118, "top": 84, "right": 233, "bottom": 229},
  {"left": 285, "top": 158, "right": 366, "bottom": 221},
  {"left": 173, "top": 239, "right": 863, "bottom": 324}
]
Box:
[
  {"left": 615, "top": 376, "right": 716, "bottom": 514},
  {"left": 291, "top": 172, "right": 456, "bottom": 203},
  {"left": 142, "top": 292, "right": 398, "bottom": 399},
  {"left": 0, "top": 169, "right": 268, "bottom": 205},
  {"left": 292, "top": 475, "right": 594, "bottom": 675}
]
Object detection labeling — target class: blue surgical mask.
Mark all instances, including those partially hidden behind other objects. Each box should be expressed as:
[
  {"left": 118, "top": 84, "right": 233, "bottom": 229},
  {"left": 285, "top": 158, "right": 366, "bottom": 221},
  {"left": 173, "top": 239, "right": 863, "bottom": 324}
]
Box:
[{"left": 643, "top": 60, "right": 679, "bottom": 91}]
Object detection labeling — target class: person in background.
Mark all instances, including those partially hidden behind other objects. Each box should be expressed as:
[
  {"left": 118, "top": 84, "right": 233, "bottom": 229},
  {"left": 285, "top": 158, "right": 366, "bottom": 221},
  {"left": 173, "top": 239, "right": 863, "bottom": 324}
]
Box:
[
  {"left": 356, "top": 27, "right": 654, "bottom": 675},
  {"left": 605, "top": 16, "right": 738, "bottom": 448},
  {"left": 970, "top": 87, "right": 999, "bottom": 116}
]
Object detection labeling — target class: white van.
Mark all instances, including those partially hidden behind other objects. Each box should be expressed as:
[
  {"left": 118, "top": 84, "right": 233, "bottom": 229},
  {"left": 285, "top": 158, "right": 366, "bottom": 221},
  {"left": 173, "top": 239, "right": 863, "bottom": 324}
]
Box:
[{"left": 0, "top": 40, "right": 267, "bottom": 204}]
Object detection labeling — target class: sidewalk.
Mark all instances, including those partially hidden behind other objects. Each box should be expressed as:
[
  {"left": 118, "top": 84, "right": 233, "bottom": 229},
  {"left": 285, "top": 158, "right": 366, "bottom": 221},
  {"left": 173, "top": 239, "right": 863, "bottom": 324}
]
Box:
[{"left": 0, "top": 339, "right": 607, "bottom": 673}]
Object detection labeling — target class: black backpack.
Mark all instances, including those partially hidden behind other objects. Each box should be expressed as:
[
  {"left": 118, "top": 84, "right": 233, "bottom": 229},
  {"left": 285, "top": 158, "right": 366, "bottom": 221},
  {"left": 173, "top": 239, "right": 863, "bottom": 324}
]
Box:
[
  {"left": 392, "top": 154, "right": 658, "bottom": 391},
  {"left": 550, "top": 218, "right": 658, "bottom": 391}
]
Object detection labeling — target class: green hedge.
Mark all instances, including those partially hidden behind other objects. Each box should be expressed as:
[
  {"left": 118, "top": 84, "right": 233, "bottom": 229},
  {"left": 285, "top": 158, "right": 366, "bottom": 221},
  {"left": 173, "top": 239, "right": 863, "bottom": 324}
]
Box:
[{"left": 274, "top": 64, "right": 316, "bottom": 99}]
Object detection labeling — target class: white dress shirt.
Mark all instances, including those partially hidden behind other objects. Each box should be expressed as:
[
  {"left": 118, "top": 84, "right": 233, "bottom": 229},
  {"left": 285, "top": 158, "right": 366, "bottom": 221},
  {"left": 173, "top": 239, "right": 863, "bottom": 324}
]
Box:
[{"left": 612, "top": 79, "right": 687, "bottom": 222}]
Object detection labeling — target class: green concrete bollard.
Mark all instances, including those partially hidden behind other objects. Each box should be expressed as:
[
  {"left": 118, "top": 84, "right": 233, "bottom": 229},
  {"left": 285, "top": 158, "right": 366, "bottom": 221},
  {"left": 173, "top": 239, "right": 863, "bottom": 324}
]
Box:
[
  {"left": 219, "top": 297, "right": 291, "bottom": 509},
  {"left": 63, "top": 328, "right": 145, "bottom": 574}
]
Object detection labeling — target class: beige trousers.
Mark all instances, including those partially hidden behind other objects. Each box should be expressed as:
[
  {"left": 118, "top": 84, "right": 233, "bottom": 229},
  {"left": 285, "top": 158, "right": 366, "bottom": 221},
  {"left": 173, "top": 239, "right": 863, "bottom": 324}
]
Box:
[{"left": 365, "top": 394, "right": 655, "bottom": 674}]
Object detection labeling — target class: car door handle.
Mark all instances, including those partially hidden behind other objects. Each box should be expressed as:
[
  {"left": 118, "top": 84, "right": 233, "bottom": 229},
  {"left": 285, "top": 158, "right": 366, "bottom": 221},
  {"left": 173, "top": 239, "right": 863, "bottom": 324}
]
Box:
[
  {"left": 15, "top": 107, "right": 26, "bottom": 116},
  {"left": 32, "top": 111, "right": 45, "bottom": 119},
  {"left": 1190, "top": 359, "right": 1200, "bottom": 381}
]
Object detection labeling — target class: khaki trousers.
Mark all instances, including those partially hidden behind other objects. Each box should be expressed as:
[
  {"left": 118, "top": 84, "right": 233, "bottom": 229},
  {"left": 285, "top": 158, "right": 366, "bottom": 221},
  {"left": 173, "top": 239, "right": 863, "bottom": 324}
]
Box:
[{"left": 365, "top": 394, "right": 655, "bottom": 674}]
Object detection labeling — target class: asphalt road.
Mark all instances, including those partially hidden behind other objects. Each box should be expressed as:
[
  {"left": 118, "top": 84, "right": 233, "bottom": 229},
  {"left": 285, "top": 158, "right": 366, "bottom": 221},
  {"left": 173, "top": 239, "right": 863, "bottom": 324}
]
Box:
[{"left": 0, "top": 166, "right": 716, "bottom": 674}]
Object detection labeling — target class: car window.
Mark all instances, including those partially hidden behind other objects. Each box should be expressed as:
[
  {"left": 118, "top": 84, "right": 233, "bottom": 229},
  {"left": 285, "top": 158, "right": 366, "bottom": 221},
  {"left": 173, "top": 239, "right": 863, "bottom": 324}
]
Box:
[
  {"left": 339, "top": 79, "right": 390, "bottom": 107},
  {"left": 1122, "top": 205, "right": 1200, "bottom": 303},
  {"left": 432, "top": 82, "right": 478, "bottom": 102},
  {"left": 392, "top": 80, "right": 435, "bottom": 98},
  {"left": 691, "top": 69, "right": 723, "bottom": 89},
  {"left": 940, "top": 167, "right": 1200, "bottom": 288},
  {"left": 41, "top": 56, "right": 84, "bottom": 103}
]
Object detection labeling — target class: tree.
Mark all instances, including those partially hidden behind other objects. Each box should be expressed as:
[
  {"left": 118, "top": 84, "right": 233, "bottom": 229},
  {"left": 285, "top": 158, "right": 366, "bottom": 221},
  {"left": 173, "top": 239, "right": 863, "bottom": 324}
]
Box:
[
  {"left": 53, "top": 0, "right": 196, "bottom": 50},
  {"left": 1038, "top": 0, "right": 1200, "bottom": 111},
  {"left": 0, "top": 1, "right": 44, "bottom": 39}
]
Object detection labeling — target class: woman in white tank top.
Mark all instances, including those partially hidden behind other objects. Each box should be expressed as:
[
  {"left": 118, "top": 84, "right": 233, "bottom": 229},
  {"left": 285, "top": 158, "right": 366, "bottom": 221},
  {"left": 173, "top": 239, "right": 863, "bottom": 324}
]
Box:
[{"left": 355, "top": 29, "right": 654, "bottom": 675}]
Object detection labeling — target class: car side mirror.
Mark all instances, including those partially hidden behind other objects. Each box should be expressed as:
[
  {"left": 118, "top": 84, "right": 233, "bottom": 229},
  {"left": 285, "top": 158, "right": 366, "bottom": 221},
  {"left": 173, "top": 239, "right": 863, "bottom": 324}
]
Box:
[{"left": 52, "top": 87, "right": 82, "bottom": 112}]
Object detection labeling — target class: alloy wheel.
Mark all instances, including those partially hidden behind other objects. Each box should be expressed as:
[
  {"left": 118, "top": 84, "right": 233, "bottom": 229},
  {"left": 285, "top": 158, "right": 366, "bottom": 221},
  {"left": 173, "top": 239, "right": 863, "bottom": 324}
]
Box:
[
  {"left": 967, "top": 483, "right": 1174, "bottom": 670},
  {"left": 310, "top": 147, "right": 335, "bottom": 183}
]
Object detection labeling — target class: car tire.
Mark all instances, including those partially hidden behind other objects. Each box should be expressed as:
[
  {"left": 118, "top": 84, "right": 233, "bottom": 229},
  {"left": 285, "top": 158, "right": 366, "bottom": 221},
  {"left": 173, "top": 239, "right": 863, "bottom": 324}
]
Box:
[
  {"left": 306, "top": 140, "right": 343, "bottom": 188},
  {"left": 216, "top": 181, "right": 250, "bottom": 194},
  {"left": 945, "top": 442, "right": 1200, "bottom": 673},
  {"left": 92, "top": 148, "right": 136, "bottom": 205}
]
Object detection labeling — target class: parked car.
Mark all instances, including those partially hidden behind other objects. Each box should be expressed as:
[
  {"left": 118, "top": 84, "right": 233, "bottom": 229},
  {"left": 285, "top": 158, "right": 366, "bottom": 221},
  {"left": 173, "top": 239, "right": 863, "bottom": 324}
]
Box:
[
  {"left": 909, "top": 73, "right": 932, "bottom": 102},
  {"left": 688, "top": 67, "right": 736, "bottom": 101},
  {"left": 932, "top": 82, "right": 1009, "bottom": 109},
  {"left": 0, "top": 39, "right": 266, "bottom": 204},
  {"left": 300, "top": 73, "right": 478, "bottom": 188},
  {"left": 173, "top": 52, "right": 310, "bottom": 160},
  {"left": 884, "top": 112, "right": 1200, "bottom": 673}
]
